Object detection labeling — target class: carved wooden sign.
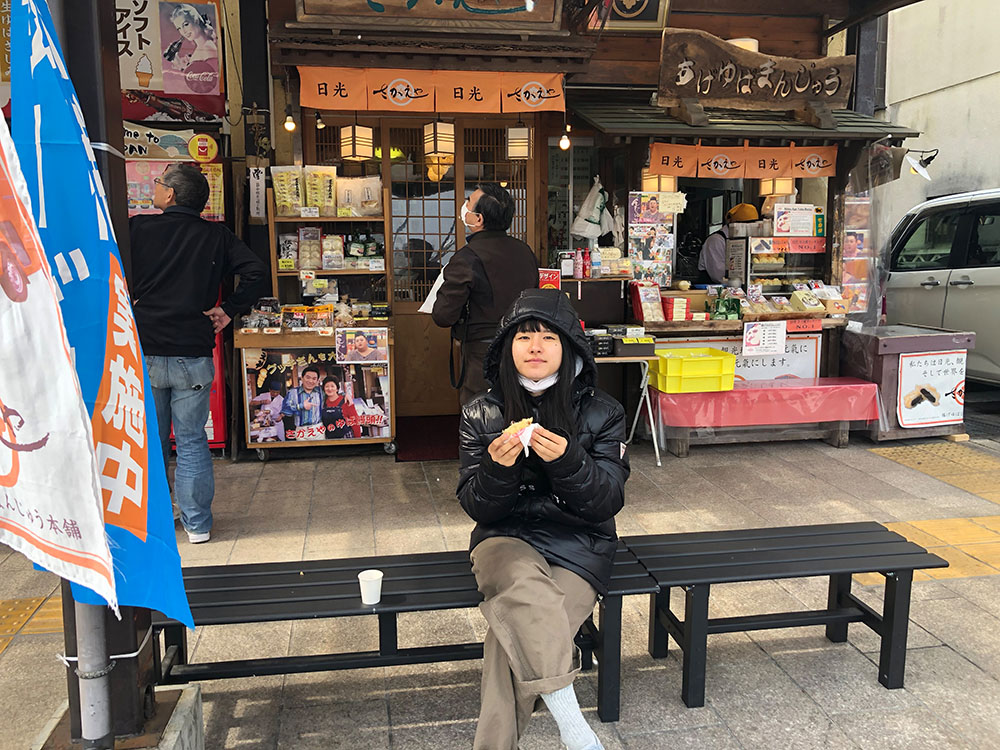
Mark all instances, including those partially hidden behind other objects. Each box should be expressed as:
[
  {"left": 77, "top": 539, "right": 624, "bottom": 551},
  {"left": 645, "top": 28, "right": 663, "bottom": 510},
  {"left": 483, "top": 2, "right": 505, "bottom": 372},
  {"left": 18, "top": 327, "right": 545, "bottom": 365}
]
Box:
[
  {"left": 298, "top": 0, "right": 562, "bottom": 32},
  {"left": 657, "top": 29, "right": 855, "bottom": 111}
]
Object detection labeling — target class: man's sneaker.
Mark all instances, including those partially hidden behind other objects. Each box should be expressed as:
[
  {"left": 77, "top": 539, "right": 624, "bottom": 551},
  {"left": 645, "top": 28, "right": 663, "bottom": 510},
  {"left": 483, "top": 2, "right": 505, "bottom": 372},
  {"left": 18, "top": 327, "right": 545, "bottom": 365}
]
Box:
[{"left": 186, "top": 529, "right": 211, "bottom": 544}]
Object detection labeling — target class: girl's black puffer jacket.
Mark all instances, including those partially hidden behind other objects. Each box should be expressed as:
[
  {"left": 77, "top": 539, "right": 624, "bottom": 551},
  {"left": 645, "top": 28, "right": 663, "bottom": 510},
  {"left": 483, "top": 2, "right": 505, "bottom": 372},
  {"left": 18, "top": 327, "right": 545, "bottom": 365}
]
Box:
[{"left": 457, "top": 289, "right": 630, "bottom": 594}]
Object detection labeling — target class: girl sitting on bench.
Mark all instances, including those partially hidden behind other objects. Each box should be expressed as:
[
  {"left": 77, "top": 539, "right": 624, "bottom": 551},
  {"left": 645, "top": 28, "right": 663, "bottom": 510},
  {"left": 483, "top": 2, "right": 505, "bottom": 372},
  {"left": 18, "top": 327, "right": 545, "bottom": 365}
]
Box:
[{"left": 458, "top": 289, "right": 629, "bottom": 750}]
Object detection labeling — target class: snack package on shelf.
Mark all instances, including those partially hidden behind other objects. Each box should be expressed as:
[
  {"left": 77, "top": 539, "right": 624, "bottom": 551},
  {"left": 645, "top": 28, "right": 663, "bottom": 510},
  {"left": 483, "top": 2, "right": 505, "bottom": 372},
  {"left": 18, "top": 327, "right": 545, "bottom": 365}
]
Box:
[
  {"left": 371, "top": 303, "right": 391, "bottom": 320},
  {"left": 306, "top": 305, "right": 334, "bottom": 328},
  {"left": 661, "top": 296, "right": 691, "bottom": 321},
  {"left": 303, "top": 165, "right": 338, "bottom": 216},
  {"left": 333, "top": 300, "right": 354, "bottom": 327},
  {"left": 337, "top": 176, "right": 383, "bottom": 217},
  {"left": 297, "top": 227, "right": 322, "bottom": 270},
  {"left": 770, "top": 296, "right": 794, "bottom": 312},
  {"left": 790, "top": 289, "right": 826, "bottom": 312},
  {"left": 346, "top": 235, "right": 365, "bottom": 257},
  {"left": 630, "top": 281, "right": 666, "bottom": 323},
  {"left": 277, "top": 233, "right": 298, "bottom": 271},
  {"left": 351, "top": 301, "right": 372, "bottom": 320},
  {"left": 301, "top": 277, "right": 333, "bottom": 298},
  {"left": 271, "top": 166, "right": 303, "bottom": 217},
  {"left": 281, "top": 305, "right": 310, "bottom": 330},
  {"left": 322, "top": 235, "right": 345, "bottom": 270}
]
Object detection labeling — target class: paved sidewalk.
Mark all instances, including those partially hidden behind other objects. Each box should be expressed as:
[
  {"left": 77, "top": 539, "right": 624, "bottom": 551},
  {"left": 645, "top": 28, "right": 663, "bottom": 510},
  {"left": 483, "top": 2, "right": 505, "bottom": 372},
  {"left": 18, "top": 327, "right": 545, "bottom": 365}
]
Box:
[{"left": 3, "top": 437, "right": 1000, "bottom": 749}]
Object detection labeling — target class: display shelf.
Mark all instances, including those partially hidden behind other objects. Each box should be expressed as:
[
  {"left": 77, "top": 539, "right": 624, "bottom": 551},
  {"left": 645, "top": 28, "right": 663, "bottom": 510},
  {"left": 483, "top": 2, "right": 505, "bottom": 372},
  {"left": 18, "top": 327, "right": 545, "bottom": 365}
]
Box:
[
  {"left": 641, "top": 318, "right": 847, "bottom": 335},
  {"left": 248, "top": 437, "right": 390, "bottom": 449},
  {"left": 273, "top": 215, "right": 384, "bottom": 223},
  {"left": 276, "top": 269, "right": 384, "bottom": 277},
  {"left": 562, "top": 276, "right": 634, "bottom": 283},
  {"left": 235, "top": 327, "right": 392, "bottom": 349}
]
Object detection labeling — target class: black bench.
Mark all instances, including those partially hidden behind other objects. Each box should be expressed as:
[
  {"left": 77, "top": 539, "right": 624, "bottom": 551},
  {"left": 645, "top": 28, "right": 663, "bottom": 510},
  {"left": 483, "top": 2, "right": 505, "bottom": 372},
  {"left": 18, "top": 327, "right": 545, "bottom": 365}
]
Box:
[
  {"left": 622, "top": 521, "right": 948, "bottom": 708},
  {"left": 152, "top": 545, "right": 657, "bottom": 722}
]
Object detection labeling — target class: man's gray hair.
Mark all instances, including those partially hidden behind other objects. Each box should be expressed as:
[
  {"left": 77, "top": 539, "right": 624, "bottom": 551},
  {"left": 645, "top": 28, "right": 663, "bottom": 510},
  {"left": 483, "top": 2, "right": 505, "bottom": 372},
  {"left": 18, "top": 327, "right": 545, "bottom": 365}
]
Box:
[{"left": 161, "top": 163, "right": 210, "bottom": 212}]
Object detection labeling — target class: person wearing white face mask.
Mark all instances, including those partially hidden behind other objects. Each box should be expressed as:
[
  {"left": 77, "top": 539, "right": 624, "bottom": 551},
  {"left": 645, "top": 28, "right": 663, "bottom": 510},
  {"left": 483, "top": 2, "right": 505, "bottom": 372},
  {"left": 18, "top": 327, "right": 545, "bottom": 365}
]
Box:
[{"left": 433, "top": 183, "right": 539, "bottom": 405}]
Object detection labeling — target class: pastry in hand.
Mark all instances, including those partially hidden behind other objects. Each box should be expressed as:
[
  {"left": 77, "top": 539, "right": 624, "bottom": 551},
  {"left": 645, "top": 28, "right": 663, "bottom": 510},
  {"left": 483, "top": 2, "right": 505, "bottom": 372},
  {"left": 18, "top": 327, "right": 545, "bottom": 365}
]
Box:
[{"left": 502, "top": 417, "right": 534, "bottom": 438}]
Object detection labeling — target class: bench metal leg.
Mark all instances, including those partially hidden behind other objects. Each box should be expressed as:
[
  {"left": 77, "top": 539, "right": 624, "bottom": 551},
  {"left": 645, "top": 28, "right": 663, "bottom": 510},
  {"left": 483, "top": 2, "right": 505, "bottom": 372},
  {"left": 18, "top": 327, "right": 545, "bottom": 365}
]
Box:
[
  {"left": 163, "top": 624, "right": 188, "bottom": 667},
  {"left": 596, "top": 596, "right": 622, "bottom": 723},
  {"left": 825, "top": 573, "right": 852, "bottom": 642},
  {"left": 648, "top": 589, "right": 670, "bottom": 658},
  {"left": 378, "top": 613, "right": 398, "bottom": 656},
  {"left": 681, "top": 584, "right": 709, "bottom": 709},
  {"left": 879, "top": 570, "right": 913, "bottom": 689}
]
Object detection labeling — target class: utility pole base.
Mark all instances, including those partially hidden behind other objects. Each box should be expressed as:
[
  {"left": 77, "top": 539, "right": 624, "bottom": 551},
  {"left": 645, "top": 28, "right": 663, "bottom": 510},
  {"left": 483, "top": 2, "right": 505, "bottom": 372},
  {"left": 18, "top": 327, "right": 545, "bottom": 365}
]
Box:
[{"left": 32, "top": 687, "right": 204, "bottom": 750}]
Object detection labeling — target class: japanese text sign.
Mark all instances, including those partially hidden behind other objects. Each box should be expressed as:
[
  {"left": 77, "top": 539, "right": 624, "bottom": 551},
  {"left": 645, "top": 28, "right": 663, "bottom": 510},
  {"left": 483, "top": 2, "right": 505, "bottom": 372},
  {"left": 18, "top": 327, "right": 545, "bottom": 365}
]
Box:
[
  {"left": 649, "top": 143, "right": 837, "bottom": 179},
  {"left": 298, "top": 66, "right": 368, "bottom": 110},
  {"left": 13, "top": 0, "right": 192, "bottom": 626},
  {"left": 649, "top": 143, "right": 698, "bottom": 177},
  {"left": 897, "top": 351, "right": 967, "bottom": 428},
  {"left": 435, "top": 71, "right": 501, "bottom": 113},
  {"left": 366, "top": 68, "right": 436, "bottom": 112},
  {"left": 658, "top": 29, "right": 855, "bottom": 111}
]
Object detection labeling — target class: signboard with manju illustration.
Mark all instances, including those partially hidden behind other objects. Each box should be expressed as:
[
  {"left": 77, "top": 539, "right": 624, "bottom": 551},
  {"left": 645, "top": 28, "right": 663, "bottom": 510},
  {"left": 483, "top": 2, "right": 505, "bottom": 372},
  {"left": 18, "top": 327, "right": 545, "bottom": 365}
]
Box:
[{"left": 897, "top": 350, "right": 967, "bottom": 428}]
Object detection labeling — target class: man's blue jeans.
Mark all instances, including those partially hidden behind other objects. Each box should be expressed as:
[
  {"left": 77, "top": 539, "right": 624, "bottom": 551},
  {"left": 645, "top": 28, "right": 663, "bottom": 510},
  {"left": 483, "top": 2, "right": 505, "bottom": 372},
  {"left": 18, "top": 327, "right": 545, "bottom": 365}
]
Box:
[{"left": 146, "top": 356, "right": 215, "bottom": 534}]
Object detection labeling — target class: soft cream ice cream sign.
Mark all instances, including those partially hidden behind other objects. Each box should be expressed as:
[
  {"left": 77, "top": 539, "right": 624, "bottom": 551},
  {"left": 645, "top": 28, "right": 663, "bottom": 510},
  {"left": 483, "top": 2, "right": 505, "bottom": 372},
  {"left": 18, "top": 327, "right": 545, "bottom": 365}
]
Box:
[{"left": 116, "top": 1, "right": 163, "bottom": 91}]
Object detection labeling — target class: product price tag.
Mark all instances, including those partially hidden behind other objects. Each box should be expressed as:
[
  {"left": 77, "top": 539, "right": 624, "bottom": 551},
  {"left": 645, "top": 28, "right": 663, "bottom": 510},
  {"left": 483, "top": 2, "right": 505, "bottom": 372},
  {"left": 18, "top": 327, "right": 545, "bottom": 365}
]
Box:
[
  {"left": 299, "top": 270, "right": 316, "bottom": 280},
  {"left": 316, "top": 327, "right": 334, "bottom": 336},
  {"left": 300, "top": 206, "right": 320, "bottom": 218},
  {"left": 278, "top": 258, "right": 295, "bottom": 271},
  {"left": 337, "top": 207, "right": 354, "bottom": 217},
  {"left": 368, "top": 258, "right": 385, "bottom": 271},
  {"left": 263, "top": 327, "right": 281, "bottom": 335},
  {"left": 311, "top": 279, "right": 329, "bottom": 290},
  {"left": 621, "top": 337, "right": 638, "bottom": 344}
]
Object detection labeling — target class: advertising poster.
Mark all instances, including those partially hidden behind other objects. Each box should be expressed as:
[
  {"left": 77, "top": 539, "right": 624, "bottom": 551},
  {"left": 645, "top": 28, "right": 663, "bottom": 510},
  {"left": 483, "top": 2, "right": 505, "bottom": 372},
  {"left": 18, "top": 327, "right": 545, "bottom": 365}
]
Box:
[
  {"left": 335, "top": 327, "right": 389, "bottom": 364},
  {"left": 125, "top": 159, "right": 224, "bottom": 221},
  {"left": 627, "top": 191, "right": 674, "bottom": 287},
  {"left": 116, "top": 0, "right": 225, "bottom": 123},
  {"left": 742, "top": 321, "right": 786, "bottom": 357},
  {"left": 774, "top": 203, "right": 816, "bottom": 236},
  {"left": 897, "top": 350, "right": 967, "bottom": 428},
  {"left": 243, "top": 348, "right": 391, "bottom": 443},
  {"left": 159, "top": 2, "right": 222, "bottom": 96}
]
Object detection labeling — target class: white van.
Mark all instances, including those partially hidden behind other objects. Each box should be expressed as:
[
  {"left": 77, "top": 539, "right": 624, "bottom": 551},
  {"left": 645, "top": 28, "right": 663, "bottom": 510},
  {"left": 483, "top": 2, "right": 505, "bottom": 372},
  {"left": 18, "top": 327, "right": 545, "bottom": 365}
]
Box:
[{"left": 885, "top": 189, "right": 1000, "bottom": 385}]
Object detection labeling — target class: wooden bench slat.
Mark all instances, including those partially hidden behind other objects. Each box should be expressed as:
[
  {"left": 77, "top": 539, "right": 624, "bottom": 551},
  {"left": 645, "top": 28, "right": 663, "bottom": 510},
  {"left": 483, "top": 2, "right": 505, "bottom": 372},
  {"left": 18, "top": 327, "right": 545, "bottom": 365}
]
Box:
[{"left": 648, "top": 551, "right": 948, "bottom": 587}]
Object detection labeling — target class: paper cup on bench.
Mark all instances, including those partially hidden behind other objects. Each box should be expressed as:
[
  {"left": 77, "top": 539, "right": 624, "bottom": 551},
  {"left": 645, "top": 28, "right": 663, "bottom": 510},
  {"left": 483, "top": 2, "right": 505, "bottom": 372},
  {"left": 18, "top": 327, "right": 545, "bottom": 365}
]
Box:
[{"left": 358, "top": 569, "right": 384, "bottom": 605}]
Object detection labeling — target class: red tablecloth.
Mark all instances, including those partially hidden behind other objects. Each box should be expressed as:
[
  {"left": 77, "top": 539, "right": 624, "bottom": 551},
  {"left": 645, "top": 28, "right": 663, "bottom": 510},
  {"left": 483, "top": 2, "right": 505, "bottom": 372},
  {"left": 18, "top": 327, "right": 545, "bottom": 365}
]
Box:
[{"left": 654, "top": 377, "right": 880, "bottom": 428}]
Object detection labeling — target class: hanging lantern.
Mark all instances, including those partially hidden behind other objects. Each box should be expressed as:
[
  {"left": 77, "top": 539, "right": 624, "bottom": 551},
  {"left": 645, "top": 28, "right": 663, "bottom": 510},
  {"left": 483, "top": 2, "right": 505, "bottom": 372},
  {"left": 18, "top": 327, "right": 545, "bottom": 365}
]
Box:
[
  {"left": 759, "top": 177, "right": 795, "bottom": 196},
  {"left": 424, "top": 120, "right": 455, "bottom": 159},
  {"left": 641, "top": 168, "right": 677, "bottom": 193},
  {"left": 505, "top": 126, "right": 532, "bottom": 160},
  {"left": 341, "top": 123, "right": 374, "bottom": 161}
]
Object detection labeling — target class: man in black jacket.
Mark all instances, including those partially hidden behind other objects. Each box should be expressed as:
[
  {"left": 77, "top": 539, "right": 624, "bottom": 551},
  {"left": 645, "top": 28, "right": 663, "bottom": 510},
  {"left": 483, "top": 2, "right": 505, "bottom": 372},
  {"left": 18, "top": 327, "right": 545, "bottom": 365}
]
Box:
[
  {"left": 130, "top": 163, "right": 267, "bottom": 543},
  {"left": 432, "top": 183, "right": 538, "bottom": 405}
]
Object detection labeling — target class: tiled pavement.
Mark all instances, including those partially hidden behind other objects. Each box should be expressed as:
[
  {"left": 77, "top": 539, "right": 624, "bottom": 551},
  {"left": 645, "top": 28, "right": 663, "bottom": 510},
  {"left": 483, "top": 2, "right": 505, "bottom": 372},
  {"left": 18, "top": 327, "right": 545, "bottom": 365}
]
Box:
[{"left": 3, "top": 437, "right": 1000, "bottom": 748}]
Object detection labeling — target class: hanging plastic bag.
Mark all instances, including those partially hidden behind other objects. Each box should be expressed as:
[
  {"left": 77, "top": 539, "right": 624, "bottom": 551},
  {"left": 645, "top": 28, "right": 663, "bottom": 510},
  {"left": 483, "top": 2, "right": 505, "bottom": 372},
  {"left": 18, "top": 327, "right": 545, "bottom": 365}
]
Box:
[{"left": 571, "top": 176, "right": 610, "bottom": 239}]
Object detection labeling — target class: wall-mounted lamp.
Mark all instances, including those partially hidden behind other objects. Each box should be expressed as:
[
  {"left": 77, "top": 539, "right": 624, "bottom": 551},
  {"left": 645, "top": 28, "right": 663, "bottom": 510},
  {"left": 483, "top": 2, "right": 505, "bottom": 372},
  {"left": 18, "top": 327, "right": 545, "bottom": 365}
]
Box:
[
  {"left": 906, "top": 148, "right": 938, "bottom": 180},
  {"left": 641, "top": 168, "right": 677, "bottom": 193},
  {"left": 424, "top": 120, "right": 455, "bottom": 159},
  {"left": 341, "top": 117, "right": 374, "bottom": 161},
  {"left": 315, "top": 111, "right": 326, "bottom": 130},
  {"left": 505, "top": 121, "right": 532, "bottom": 160},
  {"left": 759, "top": 177, "right": 795, "bottom": 196}
]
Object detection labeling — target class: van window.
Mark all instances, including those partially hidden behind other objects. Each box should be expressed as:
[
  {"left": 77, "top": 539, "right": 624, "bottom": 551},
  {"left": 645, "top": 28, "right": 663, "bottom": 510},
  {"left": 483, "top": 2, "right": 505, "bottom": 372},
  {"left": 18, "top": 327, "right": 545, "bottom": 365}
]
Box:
[
  {"left": 966, "top": 211, "right": 1000, "bottom": 267},
  {"left": 893, "top": 211, "right": 960, "bottom": 271}
]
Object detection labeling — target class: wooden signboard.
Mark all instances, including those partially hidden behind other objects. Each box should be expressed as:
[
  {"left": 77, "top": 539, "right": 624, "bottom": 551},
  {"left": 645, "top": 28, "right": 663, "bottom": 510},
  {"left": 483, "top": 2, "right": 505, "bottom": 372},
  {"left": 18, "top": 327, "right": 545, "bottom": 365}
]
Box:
[
  {"left": 297, "top": 0, "right": 562, "bottom": 33},
  {"left": 657, "top": 29, "right": 855, "bottom": 112}
]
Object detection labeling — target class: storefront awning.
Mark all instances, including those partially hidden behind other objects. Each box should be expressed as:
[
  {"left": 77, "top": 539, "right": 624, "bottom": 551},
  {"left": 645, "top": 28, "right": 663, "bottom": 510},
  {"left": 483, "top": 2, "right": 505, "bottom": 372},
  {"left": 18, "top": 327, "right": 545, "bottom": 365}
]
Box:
[{"left": 570, "top": 96, "right": 919, "bottom": 146}]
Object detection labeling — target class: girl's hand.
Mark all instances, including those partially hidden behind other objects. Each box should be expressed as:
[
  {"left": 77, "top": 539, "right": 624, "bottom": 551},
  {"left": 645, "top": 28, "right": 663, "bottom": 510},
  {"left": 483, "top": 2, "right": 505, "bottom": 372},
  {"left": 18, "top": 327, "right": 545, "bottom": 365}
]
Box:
[
  {"left": 529, "top": 426, "right": 568, "bottom": 462},
  {"left": 487, "top": 433, "right": 523, "bottom": 467}
]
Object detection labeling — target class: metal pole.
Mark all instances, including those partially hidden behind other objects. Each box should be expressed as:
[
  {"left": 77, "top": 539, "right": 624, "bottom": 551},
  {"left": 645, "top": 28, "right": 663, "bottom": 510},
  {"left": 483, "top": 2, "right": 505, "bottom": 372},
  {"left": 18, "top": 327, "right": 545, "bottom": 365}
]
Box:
[{"left": 73, "top": 601, "right": 115, "bottom": 749}]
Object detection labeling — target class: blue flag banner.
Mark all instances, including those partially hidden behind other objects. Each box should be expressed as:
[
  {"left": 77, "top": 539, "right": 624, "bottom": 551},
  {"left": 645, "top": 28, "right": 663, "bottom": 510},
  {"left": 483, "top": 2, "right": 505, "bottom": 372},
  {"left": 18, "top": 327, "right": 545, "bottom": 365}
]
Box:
[{"left": 12, "top": 0, "right": 193, "bottom": 627}]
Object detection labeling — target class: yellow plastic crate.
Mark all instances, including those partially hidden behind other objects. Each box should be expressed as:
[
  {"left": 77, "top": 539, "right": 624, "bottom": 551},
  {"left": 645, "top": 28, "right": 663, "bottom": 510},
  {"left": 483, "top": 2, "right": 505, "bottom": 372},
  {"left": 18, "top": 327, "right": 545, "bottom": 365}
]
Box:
[{"left": 651, "top": 347, "right": 736, "bottom": 393}]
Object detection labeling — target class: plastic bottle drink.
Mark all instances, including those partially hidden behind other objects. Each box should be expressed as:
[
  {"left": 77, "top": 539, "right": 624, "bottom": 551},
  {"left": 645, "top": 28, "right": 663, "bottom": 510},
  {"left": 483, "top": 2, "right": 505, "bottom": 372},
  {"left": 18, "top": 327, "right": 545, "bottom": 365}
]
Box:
[
  {"left": 573, "top": 249, "right": 584, "bottom": 279},
  {"left": 582, "top": 249, "right": 591, "bottom": 278}
]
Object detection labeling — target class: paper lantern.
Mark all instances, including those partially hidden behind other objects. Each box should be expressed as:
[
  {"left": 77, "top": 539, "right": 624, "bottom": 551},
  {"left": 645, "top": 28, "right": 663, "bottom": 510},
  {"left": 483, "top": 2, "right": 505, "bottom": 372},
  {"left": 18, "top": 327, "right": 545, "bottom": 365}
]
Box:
[
  {"left": 641, "top": 168, "right": 677, "bottom": 193},
  {"left": 341, "top": 124, "right": 374, "bottom": 161},
  {"left": 505, "top": 126, "right": 532, "bottom": 160},
  {"left": 424, "top": 121, "right": 455, "bottom": 159}
]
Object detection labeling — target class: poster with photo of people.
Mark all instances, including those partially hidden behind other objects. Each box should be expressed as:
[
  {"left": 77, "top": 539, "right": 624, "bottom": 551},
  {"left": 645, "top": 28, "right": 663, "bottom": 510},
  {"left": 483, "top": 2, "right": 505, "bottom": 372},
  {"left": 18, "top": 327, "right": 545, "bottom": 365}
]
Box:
[
  {"left": 335, "top": 327, "right": 389, "bottom": 364},
  {"left": 842, "top": 197, "right": 872, "bottom": 313},
  {"left": 242, "top": 348, "right": 390, "bottom": 444},
  {"left": 159, "top": 2, "right": 223, "bottom": 96},
  {"left": 627, "top": 192, "right": 674, "bottom": 287}
]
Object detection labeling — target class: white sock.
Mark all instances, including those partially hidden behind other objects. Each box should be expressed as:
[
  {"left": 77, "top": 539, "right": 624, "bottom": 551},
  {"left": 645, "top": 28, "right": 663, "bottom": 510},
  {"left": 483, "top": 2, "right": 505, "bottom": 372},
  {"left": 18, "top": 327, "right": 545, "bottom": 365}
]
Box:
[{"left": 540, "top": 684, "right": 603, "bottom": 750}]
